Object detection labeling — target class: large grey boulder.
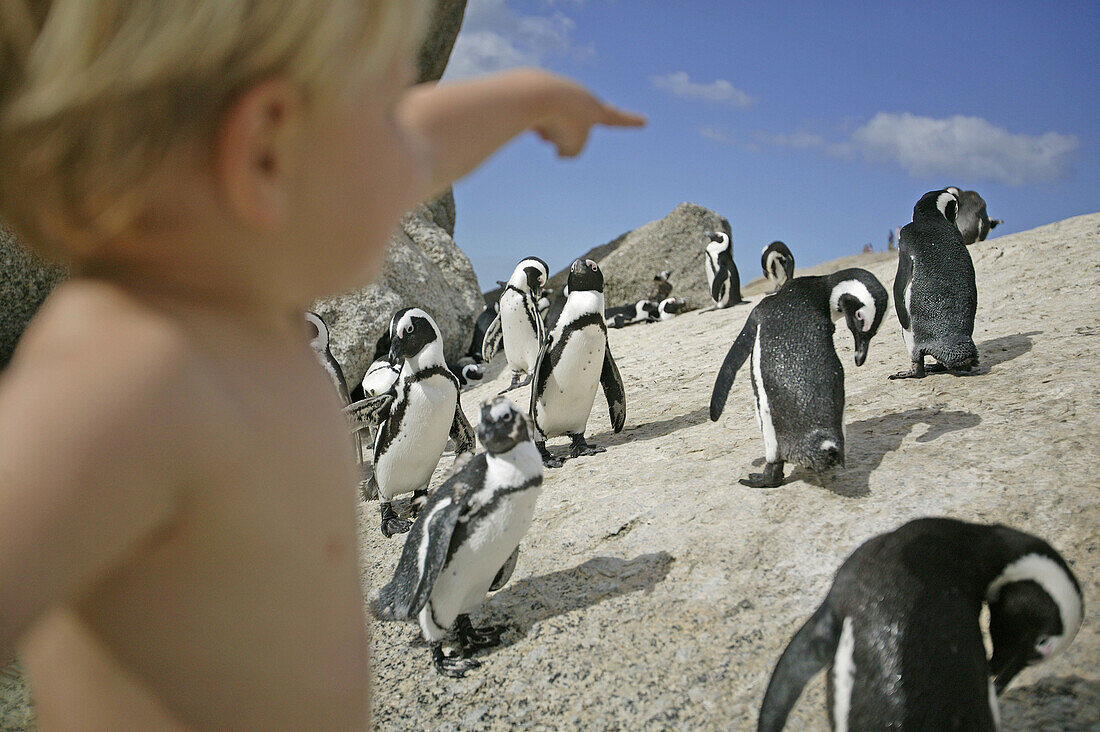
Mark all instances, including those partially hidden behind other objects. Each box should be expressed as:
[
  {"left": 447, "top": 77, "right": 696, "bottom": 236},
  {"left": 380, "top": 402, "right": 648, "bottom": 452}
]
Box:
[
  {"left": 595, "top": 203, "right": 733, "bottom": 310},
  {"left": 0, "top": 226, "right": 66, "bottom": 370}
]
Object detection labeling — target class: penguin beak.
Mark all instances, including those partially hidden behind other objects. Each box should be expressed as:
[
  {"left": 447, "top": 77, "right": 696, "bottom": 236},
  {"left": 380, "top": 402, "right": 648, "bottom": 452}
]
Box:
[
  {"left": 387, "top": 337, "right": 404, "bottom": 365},
  {"left": 991, "top": 647, "right": 1030, "bottom": 695},
  {"left": 854, "top": 338, "right": 868, "bottom": 367}
]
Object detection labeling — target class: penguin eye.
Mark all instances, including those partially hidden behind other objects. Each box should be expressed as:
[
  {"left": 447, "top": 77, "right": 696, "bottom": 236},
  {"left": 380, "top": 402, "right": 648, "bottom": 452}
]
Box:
[
  {"left": 401, "top": 324, "right": 413, "bottom": 337},
  {"left": 588, "top": 262, "right": 597, "bottom": 271}
]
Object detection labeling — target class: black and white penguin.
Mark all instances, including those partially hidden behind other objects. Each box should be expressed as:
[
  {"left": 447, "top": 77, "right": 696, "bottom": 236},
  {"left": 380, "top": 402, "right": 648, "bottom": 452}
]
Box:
[
  {"left": 710, "top": 268, "right": 888, "bottom": 487},
  {"left": 604, "top": 299, "right": 659, "bottom": 329},
  {"left": 761, "top": 241, "right": 795, "bottom": 293},
  {"left": 946, "top": 186, "right": 1002, "bottom": 245},
  {"left": 536, "top": 288, "right": 552, "bottom": 315},
  {"left": 481, "top": 257, "right": 549, "bottom": 392},
  {"left": 891, "top": 189, "right": 980, "bottom": 379},
  {"left": 758, "top": 517, "right": 1084, "bottom": 732},
  {"left": 374, "top": 396, "right": 543, "bottom": 677},
  {"left": 358, "top": 357, "right": 400, "bottom": 399},
  {"left": 704, "top": 231, "right": 744, "bottom": 309},
  {"left": 656, "top": 296, "right": 687, "bottom": 320},
  {"left": 449, "top": 356, "right": 485, "bottom": 388},
  {"left": 648, "top": 269, "right": 674, "bottom": 302},
  {"left": 530, "top": 259, "right": 626, "bottom": 467},
  {"left": 305, "top": 311, "right": 351, "bottom": 405},
  {"left": 369, "top": 308, "right": 476, "bottom": 537},
  {"left": 467, "top": 301, "right": 499, "bottom": 363}
]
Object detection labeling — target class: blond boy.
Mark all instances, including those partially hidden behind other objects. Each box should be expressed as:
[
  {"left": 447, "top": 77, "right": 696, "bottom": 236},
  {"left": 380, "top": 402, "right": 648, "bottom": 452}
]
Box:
[{"left": 0, "top": 1, "right": 643, "bottom": 727}]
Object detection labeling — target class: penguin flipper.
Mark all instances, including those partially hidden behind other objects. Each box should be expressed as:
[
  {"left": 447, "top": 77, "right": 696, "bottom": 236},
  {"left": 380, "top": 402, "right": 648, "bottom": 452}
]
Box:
[
  {"left": 481, "top": 313, "right": 503, "bottom": 362},
  {"left": 524, "top": 292, "right": 545, "bottom": 345},
  {"left": 344, "top": 393, "right": 394, "bottom": 428},
  {"left": 758, "top": 603, "right": 842, "bottom": 732},
  {"left": 529, "top": 333, "right": 555, "bottom": 428},
  {"left": 710, "top": 314, "right": 757, "bottom": 421},
  {"left": 450, "top": 393, "right": 476, "bottom": 455},
  {"left": 711, "top": 266, "right": 729, "bottom": 304},
  {"left": 376, "top": 455, "right": 489, "bottom": 621},
  {"left": 600, "top": 340, "right": 627, "bottom": 433},
  {"left": 489, "top": 547, "right": 520, "bottom": 592},
  {"left": 893, "top": 251, "right": 912, "bottom": 331}
]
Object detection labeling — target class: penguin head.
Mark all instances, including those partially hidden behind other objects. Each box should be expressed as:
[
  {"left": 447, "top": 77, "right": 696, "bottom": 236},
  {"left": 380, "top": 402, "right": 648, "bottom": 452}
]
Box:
[
  {"left": 659, "top": 297, "right": 686, "bottom": 316},
  {"left": 986, "top": 552, "right": 1083, "bottom": 694},
  {"left": 511, "top": 257, "right": 549, "bottom": 292},
  {"left": 449, "top": 356, "right": 484, "bottom": 386},
  {"left": 706, "top": 231, "right": 731, "bottom": 257},
  {"left": 640, "top": 300, "right": 660, "bottom": 320},
  {"left": 477, "top": 397, "right": 532, "bottom": 454},
  {"left": 655, "top": 270, "right": 673, "bottom": 282},
  {"left": 828, "top": 269, "right": 888, "bottom": 366},
  {"left": 304, "top": 311, "right": 329, "bottom": 354},
  {"left": 387, "top": 308, "right": 442, "bottom": 364},
  {"left": 568, "top": 258, "right": 604, "bottom": 293},
  {"left": 914, "top": 189, "right": 959, "bottom": 227}
]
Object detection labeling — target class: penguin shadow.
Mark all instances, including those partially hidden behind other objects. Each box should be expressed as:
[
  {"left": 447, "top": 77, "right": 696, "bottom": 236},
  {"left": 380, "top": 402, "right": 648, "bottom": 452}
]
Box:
[
  {"left": 586, "top": 406, "right": 711, "bottom": 450},
  {"left": 976, "top": 330, "right": 1041, "bottom": 372},
  {"left": 474, "top": 552, "right": 675, "bottom": 653},
  {"left": 997, "top": 674, "right": 1100, "bottom": 731},
  {"left": 833, "top": 407, "right": 982, "bottom": 497}
]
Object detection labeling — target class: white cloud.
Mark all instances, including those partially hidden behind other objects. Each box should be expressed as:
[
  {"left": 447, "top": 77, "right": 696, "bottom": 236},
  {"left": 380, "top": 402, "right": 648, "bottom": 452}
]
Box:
[
  {"left": 445, "top": 0, "right": 590, "bottom": 80},
  {"left": 851, "top": 113, "right": 1078, "bottom": 185},
  {"left": 651, "top": 71, "right": 756, "bottom": 108},
  {"left": 699, "top": 126, "right": 732, "bottom": 144}
]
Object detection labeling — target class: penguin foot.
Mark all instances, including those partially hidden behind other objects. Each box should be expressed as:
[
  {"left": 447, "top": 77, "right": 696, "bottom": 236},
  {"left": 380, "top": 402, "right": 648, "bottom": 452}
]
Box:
[
  {"left": 739, "top": 461, "right": 785, "bottom": 488},
  {"left": 569, "top": 434, "right": 606, "bottom": 459},
  {"left": 537, "top": 442, "right": 565, "bottom": 469},
  {"left": 380, "top": 502, "right": 411, "bottom": 537},
  {"left": 889, "top": 362, "right": 926, "bottom": 379},
  {"left": 499, "top": 373, "right": 532, "bottom": 394},
  {"left": 456, "top": 615, "right": 506, "bottom": 651},
  {"left": 409, "top": 489, "right": 429, "bottom": 518},
  {"left": 432, "top": 644, "right": 481, "bottom": 678}
]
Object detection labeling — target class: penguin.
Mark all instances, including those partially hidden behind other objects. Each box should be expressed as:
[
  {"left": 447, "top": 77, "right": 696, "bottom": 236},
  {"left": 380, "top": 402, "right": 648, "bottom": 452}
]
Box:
[
  {"left": 357, "top": 357, "right": 400, "bottom": 399},
  {"left": 710, "top": 268, "right": 888, "bottom": 487},
  {"left": 374, "top": 396, "right": 543, "bottom": 677},
  {"left": 481, "top": 257, "right": 549, "bottom": 392},
  {"left": 946, "top": 186, "right": 1002, "bottom": 245},
  {"left": 758, "top": 517, "right": 1084, "bottom": 732},
  {"left": 305, "top": 311, "right": 351, "bottom": 405},
  {"left": 656, "top": 297, "right": 687, "bottom": 320},
  {"left": 530, "top": 258, "right": 626, "bottom": 468},
  {"left": 761, "top": 241, "right": 795, "bottom": 293},
  {"left": 536, "top": 288, "right": 552, "bottom": 315},
  {"left": 466, "top": 301, "right": 499, "bottom": 364},
  {"left": 890, "top": 189, "right": 980, "bottom": 379},
  {"left": 647, "top": 269, "right": 674, "bottom": 302},
  {"left": 449, "top": 356, "right": 485, "bottom": 388},
  {"left": 369, "top": 308, "right": 476, "bottom": 537},
  {"left": 704, "top": 230, "right": 744, "bottom": 309},
  {"left": 604, "top": 299, "right": 659, "bottom": 329}
]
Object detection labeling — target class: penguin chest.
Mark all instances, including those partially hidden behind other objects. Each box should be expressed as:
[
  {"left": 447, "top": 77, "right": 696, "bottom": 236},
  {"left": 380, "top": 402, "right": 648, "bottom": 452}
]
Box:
[
  {"left": 375, "top": 375, "right": 456, "bottom": 496},
  {"left": 538, "top": 327, "right": 605, "bottom": 436},
  {"left": 705, "top": 254, "right": 717, "bottom": 287},
  {"left": 500, "top": 291, "right": 539, "bottom": 371}
]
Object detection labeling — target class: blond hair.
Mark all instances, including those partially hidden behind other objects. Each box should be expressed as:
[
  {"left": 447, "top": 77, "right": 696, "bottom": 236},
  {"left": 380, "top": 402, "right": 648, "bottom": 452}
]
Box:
[{"left": 0, "top": 0, "right": 427, "bottom": 259}]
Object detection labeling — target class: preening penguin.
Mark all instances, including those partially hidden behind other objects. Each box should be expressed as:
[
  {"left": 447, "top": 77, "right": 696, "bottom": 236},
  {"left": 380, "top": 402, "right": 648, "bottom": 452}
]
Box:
[
  {"left": 946, "top": 186, "right": 1002, "bottom": 245},
  {"left": 530, "top": 259, "right": 626, "bottom": 468},
  {"left": 482, "top": 257, "right": 549, "bottom": 392},
  {"left": 370, "top": 308, "right": 475, "bottom": 537},
  {"left": 710, "top": 268, "right": 888, "bottom": 487},
  {"left": 704, "top": 231, "right": 744, "bottom": 309},
  {"left": 761, "top": 241, "right": 795, "bottom": 293},
  {"left": 757, "top": 518, "right": 1083, "bottom": 731},
  {"left": 374, "top": 397, "right": 544, "bottom": 677},
  {"left": 891, "top": 189, "right": 980, "bottom": 379}
]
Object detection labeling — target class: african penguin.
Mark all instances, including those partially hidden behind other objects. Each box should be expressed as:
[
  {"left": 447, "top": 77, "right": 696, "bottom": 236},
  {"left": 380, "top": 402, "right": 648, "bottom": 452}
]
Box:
[
  {"left": 657, "top": 297, "right": 687, "bottom": 320},
  {"left": 604, "top": 299, "right": 659, "bottom": 329},
  {"left": 648, "top": 269, "right": 674, "bottom": 302},
  {"left": 761, "top": 241, "right": 795, "bottom": 293},
  {"left": 891, "top": 189, "right": 980, "bottom": 379},
  {"left": 374, "top": 397, "right": 543, "bottom": 677},
  {"left": 481, "top": 257, "right": 549, "bottom": 393},
  {"left": 358, "top": 357, "right": 400, "bottom": 399},
  {"left": 947, "top": 186, "right": 1002, "bottom": 245},
  {"left": 467, "top": 301, "right": 499, "bottom": 364},
  {"left": 530, "top": 259, "right": 626, "bottom": 467},
  {"left": 710, "top": 268, "right": 888, "bottom": 487},
  {"left": 536, "top": 288, "right": 552, "bottom": 315},
  {"left": 305, "top": 311, "right": 351, "bottom": 405},
  {"left": 758, "top": 517, "right": 1083, "bottom": 731},
  {"left": 449, "top": 356, "right": 485, "bottom": 388},
  {"left": 704, "top": 231, "right": 744, "bottom": 309},
  {"left": 369, "top": 308, "right": 476, "bottom": 537}
]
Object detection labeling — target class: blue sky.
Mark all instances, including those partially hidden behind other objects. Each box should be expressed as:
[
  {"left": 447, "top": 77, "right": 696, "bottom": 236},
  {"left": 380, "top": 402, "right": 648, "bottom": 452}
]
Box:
[{"left": 443, "top": 1, "right": 1099, "bottom": 288}]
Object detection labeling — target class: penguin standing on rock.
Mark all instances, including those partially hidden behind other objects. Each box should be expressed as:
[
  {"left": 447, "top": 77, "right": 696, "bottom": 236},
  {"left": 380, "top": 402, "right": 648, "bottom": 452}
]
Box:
[
  {"left": 369, "top": 308, "right": 475, "bottom": 537},
  {"left": 710, "top": 268, "right": 888, "bottom": 487},
  {"left": 374, "top": 397, "right": 543, "bottom": 677},
  {"left": 704, "top": 231, "right": 744, "bottom": 309},
  {"left": 891, "top": 189, "right": 980, "bottom": 379},
  {"left": 946, "top": 186, "right": 1002, "bottom": 245},
  {"left": 758, "top": 517, "right": 1084, "bottom": 731},
  {"left": 761, "top": 241, "right": 795, "bottom": 293},
  {"left": 482, "top": 257, "right": 549, "bottom": 392},
  {"left": 531, "top": 259, "right": 626, "bottom": 467}
]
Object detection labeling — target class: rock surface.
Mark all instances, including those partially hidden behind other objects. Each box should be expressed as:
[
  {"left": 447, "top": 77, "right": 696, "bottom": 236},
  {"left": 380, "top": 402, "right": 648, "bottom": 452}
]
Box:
[
  {"left": 0, "top": 226, "right": 66, "bottom": 370},
  {"left": 361, "top": 213, "right": 1099, "bottom": 731}
]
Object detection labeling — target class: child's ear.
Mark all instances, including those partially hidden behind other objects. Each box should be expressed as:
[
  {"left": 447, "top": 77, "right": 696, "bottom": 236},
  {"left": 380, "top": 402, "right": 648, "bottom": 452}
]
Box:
[{"left": 215, "top": 78, "right": 304, "bottom": 231}]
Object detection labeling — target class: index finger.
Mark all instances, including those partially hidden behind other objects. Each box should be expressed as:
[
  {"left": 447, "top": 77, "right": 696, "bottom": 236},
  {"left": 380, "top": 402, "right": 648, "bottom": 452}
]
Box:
[{"left": 600, "top": 104, "right": 647, "bottom": 128}]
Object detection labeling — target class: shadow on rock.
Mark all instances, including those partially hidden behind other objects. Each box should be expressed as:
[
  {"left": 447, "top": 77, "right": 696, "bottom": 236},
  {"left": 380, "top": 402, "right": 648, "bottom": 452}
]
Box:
[
  {"left": 586, "top": 406, "right": 711, "bottom": 450},
  {"left": 999, "top": 675, "right": 1099, "bottom": 731},
  {"left": 478, "top": 552, "right": 675, "bottom": 648},
  {"left": 836, "top": 407, "right": 982, "bottom": 497},
  {"left": 978, "top": 330, "right": 1041, "bottom": 371}
]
